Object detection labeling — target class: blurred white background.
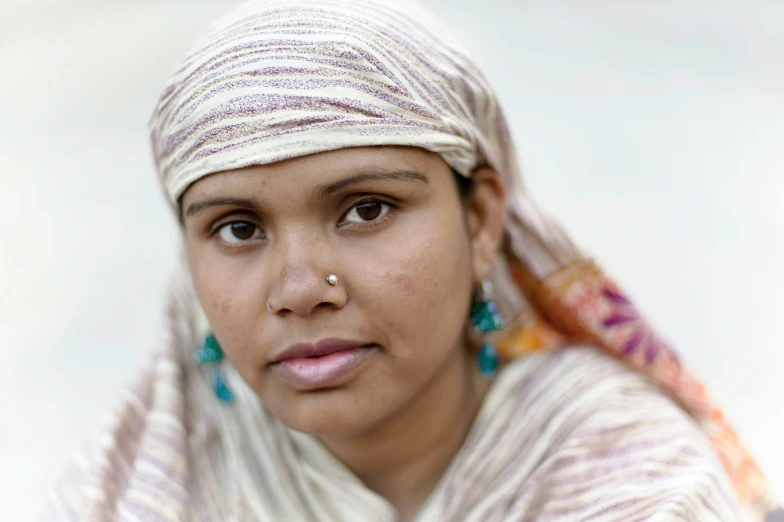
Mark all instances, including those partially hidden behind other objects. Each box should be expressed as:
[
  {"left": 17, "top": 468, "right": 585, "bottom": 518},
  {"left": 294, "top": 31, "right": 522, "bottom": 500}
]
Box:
[{"left": 1, "top": 1, "right": 782, "bottom": 519}]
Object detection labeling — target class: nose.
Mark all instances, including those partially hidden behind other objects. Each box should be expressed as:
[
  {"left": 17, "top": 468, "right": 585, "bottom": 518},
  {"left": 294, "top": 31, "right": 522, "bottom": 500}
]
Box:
[{"left": 266, "top": 231, "right": 347, "bottom": 316}]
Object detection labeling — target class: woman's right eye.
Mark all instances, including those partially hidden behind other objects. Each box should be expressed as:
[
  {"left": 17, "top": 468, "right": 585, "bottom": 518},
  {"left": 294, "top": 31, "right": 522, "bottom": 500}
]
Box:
[{"left": 216, "top": 221, "right": 264, "bottom": 245}]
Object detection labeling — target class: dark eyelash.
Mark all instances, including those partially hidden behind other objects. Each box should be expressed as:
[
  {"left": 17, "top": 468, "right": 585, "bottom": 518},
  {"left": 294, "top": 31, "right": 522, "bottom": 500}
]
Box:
[
  {"left": 208, "top": 220, "right": 259, "bottom": 238},
  {"left": 351, "top": 196, "right": 397, "bottom": 210},
  {"left": 346, "top": 197, "right": 395, "bottom": 214}
]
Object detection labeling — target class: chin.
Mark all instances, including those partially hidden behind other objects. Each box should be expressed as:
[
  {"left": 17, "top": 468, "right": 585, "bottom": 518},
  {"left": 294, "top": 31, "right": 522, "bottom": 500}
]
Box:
[{"left": 268, "top": 386, "right": 391, "bottom": 436}]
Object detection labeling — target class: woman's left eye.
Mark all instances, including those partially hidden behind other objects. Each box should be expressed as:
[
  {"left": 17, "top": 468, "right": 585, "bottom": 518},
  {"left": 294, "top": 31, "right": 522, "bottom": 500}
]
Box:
[{"left": 342, "top": 200, "right": 391, "bottom": 224}]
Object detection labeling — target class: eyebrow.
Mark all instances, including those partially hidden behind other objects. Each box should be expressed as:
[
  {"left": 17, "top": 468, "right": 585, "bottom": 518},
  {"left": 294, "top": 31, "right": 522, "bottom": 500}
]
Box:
[
  {"left": 312, "top": 170, "right": 429, "bottom": 199},
  {"left": 184, "top": 197, "right": 260, "bottom": 218},
  {"left": 183, "top": 170, "right": 429, "bottom": 219}
]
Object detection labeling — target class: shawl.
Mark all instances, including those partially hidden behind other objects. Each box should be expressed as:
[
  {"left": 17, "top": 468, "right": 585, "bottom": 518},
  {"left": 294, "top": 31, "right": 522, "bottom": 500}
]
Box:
[{"left": 43, "top": 0, "right": 779, "bottom": 520}]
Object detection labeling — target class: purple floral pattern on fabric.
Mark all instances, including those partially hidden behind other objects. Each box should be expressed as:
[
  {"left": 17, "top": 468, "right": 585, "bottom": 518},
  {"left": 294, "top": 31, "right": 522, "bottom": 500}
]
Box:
[{"left": 600, "top": 287, "right": 664, "bottom": 364}]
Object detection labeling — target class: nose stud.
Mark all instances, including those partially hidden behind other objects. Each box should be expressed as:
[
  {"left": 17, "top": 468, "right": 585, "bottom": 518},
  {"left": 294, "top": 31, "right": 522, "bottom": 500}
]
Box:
[{"left": 327, "top": 274, "right": 338, "bottom": 286}]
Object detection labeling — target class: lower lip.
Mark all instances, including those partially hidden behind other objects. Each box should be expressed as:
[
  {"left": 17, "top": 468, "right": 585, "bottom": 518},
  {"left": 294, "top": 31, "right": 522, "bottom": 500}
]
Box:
[{"left": 270, "top": 346, "right": 376, "bottom": 389}]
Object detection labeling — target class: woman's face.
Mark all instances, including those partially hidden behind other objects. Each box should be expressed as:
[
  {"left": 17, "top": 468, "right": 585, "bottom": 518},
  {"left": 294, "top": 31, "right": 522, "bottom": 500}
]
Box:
[{"left": 181, "top": 146, "right": 501, "bottom": 435}]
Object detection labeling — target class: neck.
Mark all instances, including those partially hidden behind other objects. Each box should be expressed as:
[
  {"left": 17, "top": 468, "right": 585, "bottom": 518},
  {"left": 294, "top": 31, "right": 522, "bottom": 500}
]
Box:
[{"left": 318, "top": 347, "right": 490, "bottom": 521}]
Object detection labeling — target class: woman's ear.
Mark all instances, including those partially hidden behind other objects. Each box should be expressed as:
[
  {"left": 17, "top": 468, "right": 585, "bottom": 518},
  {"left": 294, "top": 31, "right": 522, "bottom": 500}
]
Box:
[{"left": 465, "top": 166, "right": 506, "bottom": 283}]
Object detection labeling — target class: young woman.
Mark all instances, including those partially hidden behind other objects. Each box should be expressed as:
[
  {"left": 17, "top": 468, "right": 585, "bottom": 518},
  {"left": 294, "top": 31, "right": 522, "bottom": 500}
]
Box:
[{"left": 44, "top": 0, "right": 779, "bottom": 520}]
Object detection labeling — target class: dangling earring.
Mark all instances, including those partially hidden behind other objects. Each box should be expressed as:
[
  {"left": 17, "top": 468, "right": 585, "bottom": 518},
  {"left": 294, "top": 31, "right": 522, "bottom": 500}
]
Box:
[
  {"left": 471, "top": 280, "right": 505, "bottom": 376},
  {"left": 194, "top": 333, "right": 234, "bottom": 403}
]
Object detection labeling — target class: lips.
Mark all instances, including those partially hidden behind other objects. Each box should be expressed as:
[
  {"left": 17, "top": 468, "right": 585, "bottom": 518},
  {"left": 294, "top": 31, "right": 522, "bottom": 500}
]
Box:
[
  {"left": 269, "top": 339, "right": 377, "bottom": 389},
  {"left": 271, "top": 339, "right": 371, "bottom": 363}
]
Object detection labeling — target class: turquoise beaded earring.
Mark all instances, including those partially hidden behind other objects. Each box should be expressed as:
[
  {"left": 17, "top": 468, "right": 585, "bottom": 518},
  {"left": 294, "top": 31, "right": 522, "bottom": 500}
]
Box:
[
  {"left": 194, "top": 333, "right": 234, "bottom": 403},
  {"left": 471, "top": 280, "right": 505, "bottom": 376}
]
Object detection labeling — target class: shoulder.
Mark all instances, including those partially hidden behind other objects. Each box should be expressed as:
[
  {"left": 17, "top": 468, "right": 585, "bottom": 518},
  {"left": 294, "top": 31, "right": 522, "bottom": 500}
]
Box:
[
  {"left": 502, "top": 346, "right": 740, "bottom": 521},
  {"left": 40, "top": 351, "right": 191, "bottom": 521}
]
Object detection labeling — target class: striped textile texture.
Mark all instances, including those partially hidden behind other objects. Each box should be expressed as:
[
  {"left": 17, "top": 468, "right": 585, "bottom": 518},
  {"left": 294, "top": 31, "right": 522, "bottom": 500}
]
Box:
[{"left": 43, "top": 0, "right": 780, "bottom": 520}]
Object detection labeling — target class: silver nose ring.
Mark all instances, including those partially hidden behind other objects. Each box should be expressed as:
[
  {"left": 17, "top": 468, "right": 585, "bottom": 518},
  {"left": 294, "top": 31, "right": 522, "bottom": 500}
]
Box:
[{"left": 327, "top": 274, "right": 338, "bottom": 286}]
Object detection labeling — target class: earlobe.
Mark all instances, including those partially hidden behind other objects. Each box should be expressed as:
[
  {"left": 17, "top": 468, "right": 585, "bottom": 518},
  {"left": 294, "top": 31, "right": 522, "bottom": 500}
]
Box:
[{"left": 466, "top": 166, "right": 507, "bottom": 282}]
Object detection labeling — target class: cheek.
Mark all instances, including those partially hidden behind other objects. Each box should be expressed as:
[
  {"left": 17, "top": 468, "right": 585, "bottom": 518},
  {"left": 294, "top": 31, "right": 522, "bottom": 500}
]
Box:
[
  {"left": 188, "top": 248, "right": 265, "bottom": 356},
  {"left": 350, "top": 208, "right": 473, "bottom": 360}
]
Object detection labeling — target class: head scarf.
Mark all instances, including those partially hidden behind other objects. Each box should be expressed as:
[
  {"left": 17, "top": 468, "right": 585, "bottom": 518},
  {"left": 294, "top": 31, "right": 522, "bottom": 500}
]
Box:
[{"left": 85, "top": 0, "right": 784, "bottom": 517}]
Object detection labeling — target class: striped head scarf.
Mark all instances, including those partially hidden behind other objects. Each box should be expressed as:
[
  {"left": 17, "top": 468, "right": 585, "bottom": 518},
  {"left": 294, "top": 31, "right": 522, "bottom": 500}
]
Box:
[{"left": 79, "top": 0, "right": 782, "bottom": 518}]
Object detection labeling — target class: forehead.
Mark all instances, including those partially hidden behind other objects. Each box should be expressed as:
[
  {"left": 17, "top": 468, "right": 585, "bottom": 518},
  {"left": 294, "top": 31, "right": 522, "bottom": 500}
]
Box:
[{"left": 181, "top": 146, "right": 448, "bottom": 201}]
